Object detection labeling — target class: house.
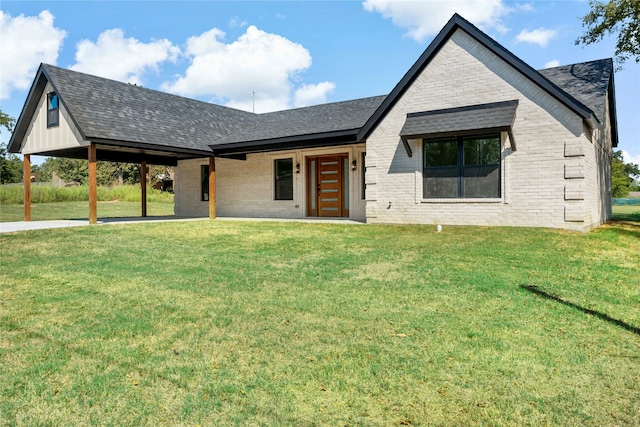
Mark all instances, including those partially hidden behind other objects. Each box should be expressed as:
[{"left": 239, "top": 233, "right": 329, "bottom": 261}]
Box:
[{"left": 8, "top": 14, "right": 617, "bottom": 231}]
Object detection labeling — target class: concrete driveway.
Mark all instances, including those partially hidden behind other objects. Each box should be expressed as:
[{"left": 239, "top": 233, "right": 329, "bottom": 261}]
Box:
[{"left": 0, "top": 216, "right": 363, "bottom": 233}]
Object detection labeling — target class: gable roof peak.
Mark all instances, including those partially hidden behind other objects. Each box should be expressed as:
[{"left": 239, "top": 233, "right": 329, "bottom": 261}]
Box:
[{"left": 357, "top": 13, "right": 599, "bottom": 142}]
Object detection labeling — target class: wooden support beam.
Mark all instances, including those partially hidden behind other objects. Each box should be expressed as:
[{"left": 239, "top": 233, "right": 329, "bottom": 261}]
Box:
[
  {"left": 209, "top": 156, "right": 216, "bottom": 219},
  {"left": 88, "top": 143, "right": 97, "bottom": 224},
  {"left": 23, "top": 154, "right": 31, "bottom": 221},
  {"left": 141, "top": 161, "right": 147, "bottom": 217},
  {"left": 401, "top": 138, "right": 413, "bottom": 157}
]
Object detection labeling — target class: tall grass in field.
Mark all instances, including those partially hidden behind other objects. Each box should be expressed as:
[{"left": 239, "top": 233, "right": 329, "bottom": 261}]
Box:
[{"left": 0, "top": 184, "right": 173, "bottom": 204}]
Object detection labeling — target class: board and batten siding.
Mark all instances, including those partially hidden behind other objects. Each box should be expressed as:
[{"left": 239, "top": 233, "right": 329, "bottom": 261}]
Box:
[
  {"left": 365, "top": 28, "right": 611, "bottom": 231},
  {"left": 21, "top": 82, "right": 87, "bottom": 155},
  {"left": 174, "top": 145, "right": 366, "bottom": 220}
]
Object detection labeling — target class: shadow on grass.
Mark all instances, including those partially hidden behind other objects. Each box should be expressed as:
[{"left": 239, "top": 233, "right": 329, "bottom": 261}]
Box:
[
  {"left": 611, "top": 212, "right": 640, "bottom": 223},
  {"left": 603, "top": 219, "right": 640, "bottom": 239},
  {"left": 521, "top": 285, "right": 640, "bottom": 336}
]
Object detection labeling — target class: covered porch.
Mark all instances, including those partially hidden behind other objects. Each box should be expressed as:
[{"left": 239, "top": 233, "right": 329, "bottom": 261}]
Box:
[{"left": 20, "top": 142, "right": 219, "bottom": 224}]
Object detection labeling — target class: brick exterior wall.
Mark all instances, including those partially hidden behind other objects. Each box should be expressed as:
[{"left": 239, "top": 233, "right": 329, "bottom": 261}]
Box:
[
  {"left": 174, "top": 145, "right": 366, "bottom": 219},
  {"left": 175, "top": 29, "right": 613, "bottom": 231},
  {"left": 365, "top": 29, "right": 613, "bottom": 231}
]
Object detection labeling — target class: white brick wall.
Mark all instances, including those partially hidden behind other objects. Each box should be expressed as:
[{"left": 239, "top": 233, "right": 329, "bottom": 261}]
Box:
[
  {"left": 174, "top": 29, "right": 614, "bottom": 231},
  {"left": 174, "top": 145, "right": 366, "bottom": 220},
  {"left": 365, "top": 29, "right": 612, "bottom": 231}
]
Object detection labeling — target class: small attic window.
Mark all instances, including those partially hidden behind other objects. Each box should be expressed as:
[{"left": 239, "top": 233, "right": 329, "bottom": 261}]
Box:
[{"left": 47, "top": 92, "right": 59, "bottom": 128}]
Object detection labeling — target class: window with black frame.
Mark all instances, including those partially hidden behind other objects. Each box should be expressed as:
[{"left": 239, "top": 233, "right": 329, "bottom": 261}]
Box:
[
  {"left": 361, "top": 152, "right": 366, "bottom": 200},
  {"left": 47, "top": 92, "right": 59, "bottom": 128},
  {"left": 424, "top": 135, "right": 500, "bottom": 198},
  {"left": 274, "top": 158, "right": 293, "bottom": 200},
  {"left": 201, "top": 165, "right": 209, "bottom": 201}
]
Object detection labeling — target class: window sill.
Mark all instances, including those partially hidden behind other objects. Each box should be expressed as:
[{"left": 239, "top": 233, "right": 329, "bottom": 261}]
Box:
[{"left": 421, "top": 198, "right": 502, "bottom": 204}]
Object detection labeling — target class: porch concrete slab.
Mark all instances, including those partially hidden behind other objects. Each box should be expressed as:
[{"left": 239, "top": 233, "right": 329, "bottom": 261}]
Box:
[
  {"left": 0, "top": 216, "right": 363, "bottom": 233},
  {"left": 0, "top": 219, "right": 91, "bottom": 233},
  {"left": 216, "top": 217, "right": 365, "bottom": 225}
]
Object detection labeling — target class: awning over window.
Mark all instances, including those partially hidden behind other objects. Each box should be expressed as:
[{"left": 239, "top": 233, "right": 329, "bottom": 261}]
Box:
[{"left": 399, "top": 100, "right": 518, "bottom": 154}]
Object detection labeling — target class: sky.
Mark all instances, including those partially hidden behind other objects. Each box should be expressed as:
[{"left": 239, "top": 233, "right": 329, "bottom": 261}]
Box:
[{"left": 1, "top": 0, "right": 638, "bottom": 166}]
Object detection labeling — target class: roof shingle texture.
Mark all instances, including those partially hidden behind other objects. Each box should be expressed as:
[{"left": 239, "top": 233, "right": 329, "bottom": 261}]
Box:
[
  {"left": 538, "top": 58, "right": 612, "bottom": 125},
  {"left": 44, "top": 64, "right": 257, "bottom": 152},
  {"left": 44, "top": 64, "right": 385, "bottom": 151},
  {"left": 212, "top": 95, "right": 387, "bottom": 145},
  {"left": 400, "top": 100, "right": 518, "bottom": 138},
  {"left": 42, "top": 57, "right": 611, "bottom": 152}
]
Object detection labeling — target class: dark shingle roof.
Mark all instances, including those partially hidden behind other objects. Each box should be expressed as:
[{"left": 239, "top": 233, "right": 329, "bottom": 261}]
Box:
[
  {"left": 400, "top": 100, "right": 518, "bottom": 140},
  {"left": 42, "top": 64, "right": 257, "bottom": 153},
  {"left": 212, "top": 95, "right": 386, "bottom": 146},
  {"left": 9, "top": 44, "right": 615, "bottom": 156},
  {"left": 9, "top": 64, "right": 385, "bottom": 156},
  {"left": 538, "top": 59, "right": 613, "bottom": 126}
]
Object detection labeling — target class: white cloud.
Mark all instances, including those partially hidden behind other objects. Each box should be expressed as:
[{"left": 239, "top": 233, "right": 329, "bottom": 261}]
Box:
[
  {"left": 515, "top": 27, "right": 557, "bottom": 48},
  {"left": 0, "top": 10, "right": 66, "bottom": 99},
  {"left": 70, "top": 29, "right": 180, "bottom": 85},
  {"left": 294, "top": 82, "right": 336, "bottom": 108},
  {"left": 544, "top": 59, "right": 560, "bottom": 69},
  {"left": 622, "top": 149, "right": 640, "bottom": 167},
  {"left": 163, "top": 25, "right": 334, "bottom": 113},
  {"left": 515, "top": 3, "right": 535, "bottom": 13},
  {"left": 229, "top": 17, "right": 248, "bottom": 28},
  {"left": 362, "top": 0, "right": 510, "bottom": 42}
]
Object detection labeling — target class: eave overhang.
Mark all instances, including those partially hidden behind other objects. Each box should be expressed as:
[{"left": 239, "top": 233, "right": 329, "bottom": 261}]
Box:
[
  {"left": 399, "top": 100, "right": 518, "bottom": 155},
  {"left": 209, "top": 129, "right": 360, "bottom": 156},
  {"left": 7, "top": 65, "right": 65, "bottom": 153}
]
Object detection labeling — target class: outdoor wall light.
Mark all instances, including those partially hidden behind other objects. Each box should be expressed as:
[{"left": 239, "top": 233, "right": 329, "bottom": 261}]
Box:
[
  {"left": 351, "top": 159, "right": 357, "bottom": 171},
  {"left": 295, "top": 163, "right": 300, "bottom": 174}
]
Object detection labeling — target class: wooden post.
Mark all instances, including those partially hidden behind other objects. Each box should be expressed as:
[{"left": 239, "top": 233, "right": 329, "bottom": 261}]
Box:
[
  {"left": 23, "top": 154, "right": 31, "bottom": 221},
  {"left": 141, "top": 161, "right": 147, "bottom": 217},
  {"left": 209, "top": 156, "right": 216, "bottom": 219},
  {"left": 88, "top": 143, "right": 97, "bottom": 224}
]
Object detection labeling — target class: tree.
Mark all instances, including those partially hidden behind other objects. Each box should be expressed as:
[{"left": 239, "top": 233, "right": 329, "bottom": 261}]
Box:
[
  {"left": 0, "top": 109, "right": 23, "bottom": 184},
  {"left": 576, "top": 0, "right": 640, "bottom": 65},
  {"left": 0, "top": 110, "right": 15, "bottom": 133},
  {"left": 612, "top": 150, "right": 640, "bottom": 197},
  {"left": 44, "top": 157, "right": 146, "bottom": 186}
]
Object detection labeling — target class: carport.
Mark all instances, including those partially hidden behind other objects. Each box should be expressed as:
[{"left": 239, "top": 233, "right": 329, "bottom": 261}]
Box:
[
  {"left": 20, "top": 144, "right": 216, "bottom": 224},
  {"left": 6, "top": 64, "right": 251, "bottom": 223}
]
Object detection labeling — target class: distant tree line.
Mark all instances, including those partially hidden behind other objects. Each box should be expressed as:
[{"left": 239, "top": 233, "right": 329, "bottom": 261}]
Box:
[
  {"left": 612, "top": 150, "right": 640, "bottom": 197},
  {"left": 1, "top": 109, "right": 171, "bottom": 187}
]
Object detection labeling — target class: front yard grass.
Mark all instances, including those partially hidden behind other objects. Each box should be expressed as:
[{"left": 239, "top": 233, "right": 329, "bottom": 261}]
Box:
[{"left": 1, "top": 220, "right": 638, "bottom": 425}]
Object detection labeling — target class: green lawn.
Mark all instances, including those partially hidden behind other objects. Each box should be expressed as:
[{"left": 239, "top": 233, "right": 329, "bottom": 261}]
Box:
[
  {"left": 0, "top": 202, "right": 632, "bottom": 223},
  {"left": 613, "top": 204, "right": 640, "bottom": 222},
  {"left": 1, "top": 220, "right": 639, "bottom": 426},
  {"left": 0, "top": 201, "right": 175, "bottom": 222}
]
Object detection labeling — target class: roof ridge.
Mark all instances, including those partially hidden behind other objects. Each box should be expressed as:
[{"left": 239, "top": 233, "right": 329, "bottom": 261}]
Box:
[
  {"left": 258, "top": 94, "right": 388, "bottom": 116},
  {"left": 41, "top": 63, "right": 257, "bottom": 117},
  {"left": 537, "top": 58, "right": 613, "bottom": 71},
  {"left": 356, "top": 13, "right": 601, "bottom": 141}
]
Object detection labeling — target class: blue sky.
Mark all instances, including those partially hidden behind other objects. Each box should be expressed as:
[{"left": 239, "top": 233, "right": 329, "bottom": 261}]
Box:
[{"left": 1, "top": 1, "right": 638, "bottom": 165}]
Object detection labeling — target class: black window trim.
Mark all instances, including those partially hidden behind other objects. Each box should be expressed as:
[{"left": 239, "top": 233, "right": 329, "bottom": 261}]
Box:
[
  {"left": 274, "top": 157, "right": 294, "bottom": 201},
  {"left": 47, "top": 92, "right": 59, "bottom": 128},
  {"left": 423, "top": 133, "right": 502, "bottom": 199},
  {"left": 201, "top": 165, "right": 209, "bottom": 201},
  {"left": 361, "top": 152, "right": 366, "bottom": 200}
]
